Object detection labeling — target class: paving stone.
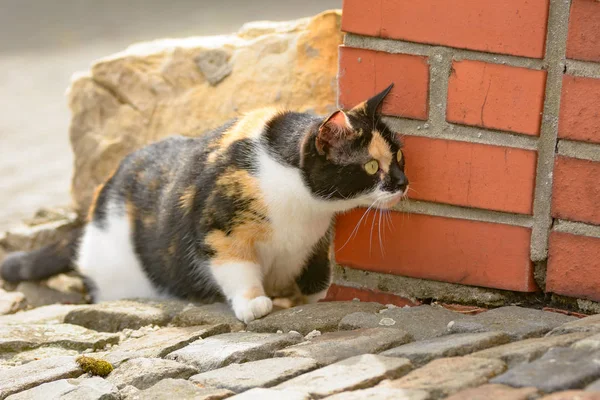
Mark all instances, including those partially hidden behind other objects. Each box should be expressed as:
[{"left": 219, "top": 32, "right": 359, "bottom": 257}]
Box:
[
  {"left": 383, "top": 356, "right": 506, "bottom": 399},
  {"left": 15, "top": 281, "right": 87, "bottom": 308},
  {"left": 0, "top": 356, "right": 83, "bottom": 399},
  {"left": 491, "top": 347, "right": 600, "bottom": 392},
  {"left": 325, "top": 386, "right": 430, "bottom": 400},
  {"left": 123, "top": 379, "right": 233, "bottom": 400},
  {"left": 1, "top": 347, "right": 80, "bottom": 367},
  {"left": 339, "top": 305, "right": 468, "bottom": 340},
  {"left": 0, "top": 290, "right": 26, "bottom": 315},
  {"left": 228, "top": 388, "right": 310, "bottom": 400},
  {"left": 587, "top": 377, "right": 600, "bottom": 391},
  {"left": 106, "top": 357, "right": 198, "bottom": 390},
  {"left": 0, "top": 324, "right": 119, "bottom": 353},
  {"left": 171, "top": 303, "right": 245, "bottom": 332},
  {"left": 6, "top": 377, "right": 119, "bottom": 400},
  {"left": 165, "top": 331, "right": 303, "bottom": 372},
  {"left": 540, "top": 392, "right": 600, "bottom": 400},
  {"left": 444, "top": 384, "right": 539, "bottom": 400},
  {"left": 573, "top": 333, "right": 600, "bottom": 351},
  {"left": 275, "top": 327, "right": 412, "bottom": 366},
  {"left": 448, "top": 306, "right": 577, "bottom": 340},
  {"left": 381, "top": 332, "right": 511, "bottom": 367},
  {"left": 64, "top": 299, "right": 188, "bottom": 332},
  {"left": 550, "top": 315, "right": 600, "bottom": 336},
  {"left": 246, "top": 301, "right": 385, "bottom": 335},
  {"left": 0, "top": 305, "right": 83, "bottom": 325},
  {"left": 274, "top": 354, "right": 413, "bottom": 397},
  {"left": 470, "top": 332, "right": 592, "bottom": 368},
  {"left": 190, "top": 357, "right": 317, "bottom": 393},
  {"left": 96, "top": 325, "right": 228, "bottom": 366}
]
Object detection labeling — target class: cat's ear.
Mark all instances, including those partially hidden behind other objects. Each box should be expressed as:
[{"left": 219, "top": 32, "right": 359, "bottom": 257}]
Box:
[
  {"left": 316, "top": 110, "right": 355, "bottom": 155},
  {"left": 350, "top": 82, "right": 394, "bottom": 117}
]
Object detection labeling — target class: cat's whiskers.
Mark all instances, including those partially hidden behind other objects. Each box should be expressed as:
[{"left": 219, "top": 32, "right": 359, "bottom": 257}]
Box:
[{"left": 336, "top": 198, "right": 378, "bottom": 253}]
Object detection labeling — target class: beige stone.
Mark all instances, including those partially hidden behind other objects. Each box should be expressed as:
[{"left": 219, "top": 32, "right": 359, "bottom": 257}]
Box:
[
  {"left": 383, "top": 357, "right": 506, "bottom": 399},
  {"left": 67, "top": 10, "right": 342, "bottom": 216}
]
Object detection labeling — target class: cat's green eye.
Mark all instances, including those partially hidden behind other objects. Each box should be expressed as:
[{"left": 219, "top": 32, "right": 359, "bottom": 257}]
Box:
[
  {"left": 364, "top": 160, "right": 379, "bottom": 175},
  {"left": 397, "top": 150, "right": 403, "bottom": 163}
]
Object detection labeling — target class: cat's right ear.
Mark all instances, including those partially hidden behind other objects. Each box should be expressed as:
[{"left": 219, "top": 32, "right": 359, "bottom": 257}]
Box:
[{"left": 316, "top": 110, "right": 354, "bottom": 155}]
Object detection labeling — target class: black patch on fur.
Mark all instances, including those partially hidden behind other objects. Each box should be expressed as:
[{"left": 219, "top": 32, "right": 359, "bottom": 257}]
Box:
[{"left": 296, "top": 233, "right": 332, "bottom": 296}]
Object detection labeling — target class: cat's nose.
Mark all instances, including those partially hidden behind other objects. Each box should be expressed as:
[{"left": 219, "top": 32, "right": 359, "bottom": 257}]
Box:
[{"left": 396, "top": 174, "right": 408, "bottom": 192}]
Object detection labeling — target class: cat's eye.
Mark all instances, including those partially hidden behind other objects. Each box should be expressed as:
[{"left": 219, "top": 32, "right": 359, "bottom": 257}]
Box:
[
  {"left": 364, "top": 160, "right": 379, "bottom": 175},
  {"left": 397, "top": 150, "right": 403, "bottom": 163}
]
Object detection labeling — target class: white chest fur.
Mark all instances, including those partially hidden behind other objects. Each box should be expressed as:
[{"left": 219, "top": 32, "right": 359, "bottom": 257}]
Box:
[{"left": 256, "top": 150, "right": 335, "bottom": 293}]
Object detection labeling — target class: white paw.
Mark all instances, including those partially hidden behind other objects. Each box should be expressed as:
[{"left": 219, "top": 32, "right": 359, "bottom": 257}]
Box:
[{"left": 232, "top": 295, "right": 273, "bottom": 323}]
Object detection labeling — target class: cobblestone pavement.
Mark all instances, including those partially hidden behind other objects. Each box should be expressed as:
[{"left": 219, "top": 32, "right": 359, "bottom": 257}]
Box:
[{"left": 1, "top": 299, "right": 600, "bottom": 399}]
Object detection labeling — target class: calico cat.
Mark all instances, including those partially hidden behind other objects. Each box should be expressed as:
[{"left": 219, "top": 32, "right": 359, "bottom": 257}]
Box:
[{"left": 1, "top": 84, "right": 408, "bottom": 323}]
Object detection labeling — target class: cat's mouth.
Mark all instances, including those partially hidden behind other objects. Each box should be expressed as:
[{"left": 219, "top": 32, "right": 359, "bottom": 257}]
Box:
[{"left": 378, "top": 186, "right": 408, "bottom": 209}]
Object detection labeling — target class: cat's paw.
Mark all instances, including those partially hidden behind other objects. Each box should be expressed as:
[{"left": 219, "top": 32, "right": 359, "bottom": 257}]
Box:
[{"left": 232, "top": 295, "right": 273, "bottom": 323}]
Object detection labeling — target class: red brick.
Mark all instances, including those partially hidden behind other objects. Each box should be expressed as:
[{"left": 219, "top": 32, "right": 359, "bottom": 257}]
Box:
[
  {"left": 403, "top": 136, "right": 537, "bottom": 215},
  {"left": 338, "top": 46, "right": 429, "bottom": 120},
  {"left": 547, "top": 232, "right": 600, "bottom": 302},
  {"left": 552, "top": 156, "right": 600, "bottom": 225},
  {"left": 447, "top": 60, "right": 547, "bottom": 136},
  {"left": 334, "top": 211, "right": 536, "bottom": 292},
  {"left": 541, "top": 307, "right": 587, "bottom": 319},
  {"left": 342, "top": 0, "right": 549, "bottom": 58},
  {"left": 559, "top": 75, "right": 600, "bottom": 144},
  {"left": 566, "top": 0, "right": 600, "bottom": 62},
  {"left": 324, "top": 284, "right": 419, "bottom": 307}
]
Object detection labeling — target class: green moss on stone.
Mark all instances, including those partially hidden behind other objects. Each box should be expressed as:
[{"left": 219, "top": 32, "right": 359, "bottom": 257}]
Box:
[{"left": 76, "top": 355, "right": 113, "bottom": 377}]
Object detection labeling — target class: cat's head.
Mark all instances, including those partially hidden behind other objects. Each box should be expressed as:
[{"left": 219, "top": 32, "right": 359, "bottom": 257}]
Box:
[{"left": 306, "top": 83, "right": 408, "bottom": 209}]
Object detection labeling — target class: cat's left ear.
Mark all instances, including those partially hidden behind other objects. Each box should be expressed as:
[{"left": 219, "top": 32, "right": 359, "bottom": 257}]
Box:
[
  {"left": 350, "top": 82, "right": 394, "bottom": 117},
  {"left": 316, "top": 110, "right": 355, "bottom": 155}
]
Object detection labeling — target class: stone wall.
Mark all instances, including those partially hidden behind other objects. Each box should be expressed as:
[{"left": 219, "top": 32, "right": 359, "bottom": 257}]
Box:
[{"left": 330, "top": 0, "right": 600, "bottom": 310}]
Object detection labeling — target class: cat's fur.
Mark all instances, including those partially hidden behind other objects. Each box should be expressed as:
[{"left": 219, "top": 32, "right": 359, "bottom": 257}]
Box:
[{"left": 1, "top": 84, "right": 408, "bottom": 323}]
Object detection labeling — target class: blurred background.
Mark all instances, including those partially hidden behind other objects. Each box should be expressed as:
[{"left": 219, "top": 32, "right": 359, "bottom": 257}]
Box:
[{"left": 0, "top": 0, "right": 341, "bottom": 231}]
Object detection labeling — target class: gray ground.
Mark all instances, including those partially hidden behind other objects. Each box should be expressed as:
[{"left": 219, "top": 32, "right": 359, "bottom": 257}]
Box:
[{"left": 0, "top": 0, "right": 341, "bottom": 231}]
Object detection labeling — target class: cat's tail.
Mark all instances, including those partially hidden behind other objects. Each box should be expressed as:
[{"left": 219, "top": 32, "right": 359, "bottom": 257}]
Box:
[{"left": 0, "top": 227, "right": 83, "bottom": 282}]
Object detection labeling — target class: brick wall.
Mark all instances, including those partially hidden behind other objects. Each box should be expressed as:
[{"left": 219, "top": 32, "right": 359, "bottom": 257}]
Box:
[{"left": 329, "top": 0, "right": 600, "bottom": 311}]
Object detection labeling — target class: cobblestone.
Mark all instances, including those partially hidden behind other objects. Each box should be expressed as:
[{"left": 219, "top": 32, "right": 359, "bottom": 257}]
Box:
[
  {"left": 444, "top": 383, "right": 539, "bottom": 400},
  {"left": 6, "top": 377, "right": 119, "bottom": 400},
  {"left": 275, "top": 354, "right": 412, "bottom": 397},
  {"left": 106, "top": 358, "right": 198, "bottom": 390},
  {"left": 165, "top": 332, "right": 303, "bottom": 372},
  {"left": 491, "top": 347, "right": 600, "bottom": 392},
  {"left": 1, "top": 299, "right": 600, "bottom": 399},
  {"left": 383, "top": 357, "right": 506, "bottom": 399},
  {"left": 64, "top": 300, "right": 188, "bottom": 333},
  {"left": 539, "top": 392, "right": 600, "bottom": 399},
  {"left": 0, "top": 356, "right": 83, "bottom": 399},
  {"left": 275, "top": 327, "right": 412, "bottom": 366},
  {"left": 339, "top": 305, "right": 468, "bottom": 340},
  {"left": 122, "top": 379, "right": 234, "bottom": 400},
  {"left": 246, "top": 302, "right": 385, "bottom": 335},
  {"left": 0, "top": 305, "right": 82, "bottom": 325},
  {"left": 549, "top": 315, "right": 600, "bottom": 336},
  {"left": 0, "top": 324, "right": 119, "bottom": 353},
  {"left": 381, "top": 332, "right": 510, "bottom": 366},
  {"left": 190, "top": 357, "right": 317, "bottom": 393},
  {"left": 470, "top": 332, "right": 591, "bottom": 367},
  {"left": 171, "top": 303, "right": 245, "bottom": 332},
  {"left": 325, "top": 387, "right": 430, "bottom": 400},
  {"left": 448, "top": 306, "right": 577, "bottom": 340},
  {"left": 97, "top": 325, "right": 228, "bottom": 366},
  {"left": 228, "top": 388, "right": 310, "bottom": 400}
]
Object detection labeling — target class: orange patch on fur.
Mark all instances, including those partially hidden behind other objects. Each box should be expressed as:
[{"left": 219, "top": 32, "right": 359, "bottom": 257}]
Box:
[
  {"left": 243, "top": 286, "right": 265, "bottom": 300},
  {"left": 207, "top": 107, "right": 280, "bottom": 163},
  {"left": 204, "top": 168, "right": 271, "bottom": 264},
  {"left": 178, "top": 185, "right": 196, "bottom": 215},
  {"left": 368, "top": 131, "right": 393, "bottom": 173}
]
